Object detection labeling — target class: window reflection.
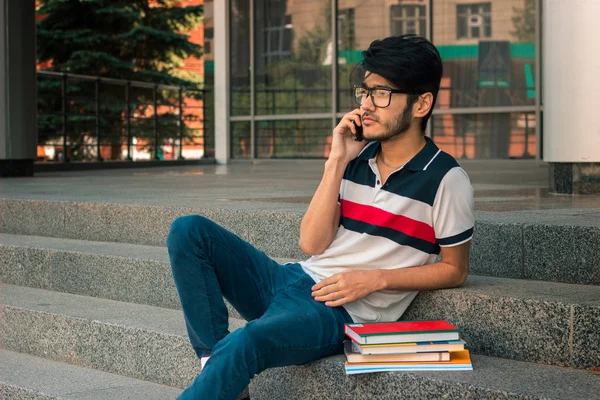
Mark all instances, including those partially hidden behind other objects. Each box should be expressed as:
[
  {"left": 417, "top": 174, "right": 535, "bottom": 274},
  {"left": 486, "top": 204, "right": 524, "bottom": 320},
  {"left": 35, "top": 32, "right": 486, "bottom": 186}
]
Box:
[
  {"left": 229, "top": 1, "right": 539, "bottom": 160},
  {"left": 391, "top": 3, "right": 427, "bottom": 37},
  {"left": 255, "top": 0, "right": 332, "bottom": 115},
  {"left": 433, "top": 0, "right": 536, "bottom": 108},
  {"left": 256, "top": 119, "right": 332, "bottom": 158},
  {"left": 337, "top": 0, "right": 431, "bottom": 112},
  {"left": 431, "top": 112, "right": 536, "bottom": 159},
  {"left": 230, "top": 0, "right": 251, "bottom": 116},
  {"left": 231, "top": 121, "right": 251, "bottom": 159},
  {"left": 456, "top": 3, "right": 492, "bottom": 40}
]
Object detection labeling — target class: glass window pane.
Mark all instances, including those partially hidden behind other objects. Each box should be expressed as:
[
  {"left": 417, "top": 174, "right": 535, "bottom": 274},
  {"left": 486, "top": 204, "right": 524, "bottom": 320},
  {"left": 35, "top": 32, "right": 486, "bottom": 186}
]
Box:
[
  {"left": 419, "top": 18, "right": 427, "bottom": 37},
  {"left": 255, "top": 0, "right": 332, "bottom": 115},
  {"left": 230, "top": 0, "right": 251, "bottom": 116},
  {"left": 338, "top": 1, "right": 430, "bottom": 113},
  {"left": 457, "top": 16, "right": 467, "bottom": 39},
  {"left": 392, "top": 20, "right": 404, "bottom": 35},
  {"left": 434, "top": 0, "right": 537, "bottom": 108},
  {"left": 430, "top": 112, "right": 537, "bottom": 159},
  {"left": 484, "top": 18, "right": 492, "bottom": 37},
  {"left": 256, "top": 119, "right": 332, "bottom": 158},
  {"left": 231, "top": 121, "right": 251, "bottom": 159}
]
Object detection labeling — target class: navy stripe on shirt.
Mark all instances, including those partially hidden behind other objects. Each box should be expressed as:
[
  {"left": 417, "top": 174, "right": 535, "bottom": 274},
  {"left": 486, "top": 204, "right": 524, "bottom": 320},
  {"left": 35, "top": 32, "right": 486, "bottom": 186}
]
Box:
[
  {"left": 437, "top": 227, "right": 474, "bottom": 246},
  {"left": 341, "top": 217, "right": 441, "bottom": 255}
]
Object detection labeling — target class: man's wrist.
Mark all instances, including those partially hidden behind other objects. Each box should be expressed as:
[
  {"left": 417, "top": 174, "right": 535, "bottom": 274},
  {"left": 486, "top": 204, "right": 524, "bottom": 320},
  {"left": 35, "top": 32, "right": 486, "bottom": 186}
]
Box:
[
  {"left": 374, "top": 269, "right": 389, "bottom": 291},
  {"left": 325, "top": 158, "right": 349, "bottom": 175}
]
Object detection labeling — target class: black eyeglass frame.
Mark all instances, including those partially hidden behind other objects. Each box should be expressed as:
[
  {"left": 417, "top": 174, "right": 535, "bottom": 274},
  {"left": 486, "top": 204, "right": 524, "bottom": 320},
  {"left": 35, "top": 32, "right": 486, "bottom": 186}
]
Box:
[{"left": 352, "top": 85, "right": 419, "bottom": 108}]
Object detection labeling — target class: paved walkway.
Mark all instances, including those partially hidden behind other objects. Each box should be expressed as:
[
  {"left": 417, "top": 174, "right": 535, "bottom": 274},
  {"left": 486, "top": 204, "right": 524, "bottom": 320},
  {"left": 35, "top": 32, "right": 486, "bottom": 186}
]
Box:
[{"left": 2, "top": 160, "right": 599, "bottom": 212}]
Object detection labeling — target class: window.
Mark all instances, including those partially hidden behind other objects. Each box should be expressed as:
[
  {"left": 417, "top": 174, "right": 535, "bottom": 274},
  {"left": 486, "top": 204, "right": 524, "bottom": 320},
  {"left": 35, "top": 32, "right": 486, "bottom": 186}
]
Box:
[
  {"left": 338, "top": 8, "right": 355, "bottom": 51},
  {"left": 204, "top": 28, "right": 214, "bottom": 56},
  {"left": 390, "top": 4, "right": 427, "bottom": 37},
  {"left": 263, "top": 14, "right": 293, "bottom": 62},
  {"left": 457, "top": 3, "right": 492, "bottom": 39}
]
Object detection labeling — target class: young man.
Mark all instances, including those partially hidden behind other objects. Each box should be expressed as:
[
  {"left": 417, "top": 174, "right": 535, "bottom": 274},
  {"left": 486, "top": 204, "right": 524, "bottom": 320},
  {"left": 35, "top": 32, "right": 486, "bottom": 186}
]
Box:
[{"left": 167, "top": 34, "right": 474, "bottom": 400}]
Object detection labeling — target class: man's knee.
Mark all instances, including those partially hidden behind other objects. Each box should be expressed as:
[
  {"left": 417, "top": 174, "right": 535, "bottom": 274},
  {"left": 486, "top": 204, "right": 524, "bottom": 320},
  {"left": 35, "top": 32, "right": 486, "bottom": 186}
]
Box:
[{"left": 167, "top": 215, "right": 214, "bottom": 249}]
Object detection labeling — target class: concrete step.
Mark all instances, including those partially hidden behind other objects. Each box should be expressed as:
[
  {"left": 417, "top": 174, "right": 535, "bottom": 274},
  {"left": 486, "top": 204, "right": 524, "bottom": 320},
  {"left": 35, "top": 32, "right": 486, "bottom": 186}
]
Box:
[
  {"left": 2, "top": 233, "right": 600, "bottom": 371},
  {"left": 0, "top": 284, "right": 245, "bottom": 389},
  {"left": 1, "top": 199, "right": 599, "bottom": 285},
  {"left": 0, "top": 350, "right": 182, "bottom": 399},
  {"left": 1, "top": 232, "right": 599, "bottom": 370},
  {"left": 250, "top": 353, "right": 600, "bottom": 400},
  {"left": 2, "top": 354, "right": 599, "bottom": 400},
  {"left": 0, "top": 233, "right": 297, "bottom": 321},
  {"left": 401, "top": 275, "right": 600, "bottom": 370},
  {"left": 1, "top": 272, "right": 599, "bottom": 372},
  {"left": 1, "top": 287, "right": 599, "bottom": 400}
]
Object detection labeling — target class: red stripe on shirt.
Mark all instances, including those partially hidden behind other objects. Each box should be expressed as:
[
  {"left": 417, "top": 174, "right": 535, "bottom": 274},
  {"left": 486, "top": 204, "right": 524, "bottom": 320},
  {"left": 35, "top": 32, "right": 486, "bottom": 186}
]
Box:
[{"left": 340, "top": 199, "right": 436, "bottom": 244}]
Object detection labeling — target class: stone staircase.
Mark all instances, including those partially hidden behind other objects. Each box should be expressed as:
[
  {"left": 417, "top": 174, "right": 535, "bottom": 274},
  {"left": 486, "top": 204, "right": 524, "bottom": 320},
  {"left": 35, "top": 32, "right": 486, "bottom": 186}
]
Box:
[{"left": 1, "top": 198, "right": 599, "bottom": 399}]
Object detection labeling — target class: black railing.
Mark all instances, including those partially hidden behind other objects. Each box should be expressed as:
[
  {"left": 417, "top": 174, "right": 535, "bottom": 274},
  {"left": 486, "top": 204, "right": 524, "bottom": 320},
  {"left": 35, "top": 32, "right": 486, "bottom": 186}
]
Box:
[{"left": 37, "top": 70, "right": 214, "bottom": 163}]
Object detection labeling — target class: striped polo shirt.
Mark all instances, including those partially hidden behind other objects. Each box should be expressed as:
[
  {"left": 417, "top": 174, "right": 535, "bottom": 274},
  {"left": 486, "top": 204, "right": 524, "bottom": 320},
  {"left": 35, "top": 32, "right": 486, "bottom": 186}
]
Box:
[{"left": 300, "top": 137, "right": 474, "bottom": 323}]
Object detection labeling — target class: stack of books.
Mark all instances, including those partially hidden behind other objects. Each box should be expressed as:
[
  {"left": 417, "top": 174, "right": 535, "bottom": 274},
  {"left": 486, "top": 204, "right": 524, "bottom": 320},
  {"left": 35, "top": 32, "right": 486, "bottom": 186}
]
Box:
[{"left": 343, "top": 319, "right": 472, "bottom": 375}]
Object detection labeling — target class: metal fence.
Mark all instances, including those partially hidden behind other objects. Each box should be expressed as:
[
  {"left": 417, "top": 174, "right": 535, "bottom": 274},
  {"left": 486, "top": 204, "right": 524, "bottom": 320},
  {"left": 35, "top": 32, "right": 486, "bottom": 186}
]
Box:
[{"left": 36, "top": 70, "right": 214, "bottom": 163}]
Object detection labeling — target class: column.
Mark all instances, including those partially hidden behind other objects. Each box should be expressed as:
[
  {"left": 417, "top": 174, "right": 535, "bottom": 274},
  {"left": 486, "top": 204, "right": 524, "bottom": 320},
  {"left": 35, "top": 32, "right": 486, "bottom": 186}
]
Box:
[
  {"left": 543, "top": 0, "right": 600, "bottom": 194},
  {"left": 0, "top": 0, "right": 37, "bottom": 177},
  {"left": 213, "top": 0, "right": 230, "bottom": 164}
]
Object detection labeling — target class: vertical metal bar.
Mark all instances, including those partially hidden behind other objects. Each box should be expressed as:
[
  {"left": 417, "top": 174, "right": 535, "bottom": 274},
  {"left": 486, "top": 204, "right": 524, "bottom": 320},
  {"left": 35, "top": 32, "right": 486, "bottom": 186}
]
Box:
[
  {"left": 534, "top": 0, "right": 542, "bottom": 161},
  {"left": 524, "top": 112, "right": 529, "bottom": 158},
  {"left": 153, "top": 84, "right": 159, "bottom": 160},
  {"left": 179, "top": 87, "right": 184, "bottom": 159},
  {"left": 126, "top": 82, "right": 132, "bottom": 161},
  {"left": 250, "top": 0, "right": 256, "bottom": 159},
  {"left": 95, "top": 78, "right": 102, "bottom": 161},
  {"left": 331, "top": 0, "right": 338, "bottom": 137},
  {"left": 425, "top": 0, "right": 433, "bottom": 138},
  {"left": 271, "top": 92, "right": 275, "bottom": 118},
  {"left": 427, "top": 0, "right": 433, "bottom": 40},
  {"left": 201, "top": 88, "right": 207, "bottom": 158},
  {"left": 62, "top": 73, "right": 69, "bottom": 162}
]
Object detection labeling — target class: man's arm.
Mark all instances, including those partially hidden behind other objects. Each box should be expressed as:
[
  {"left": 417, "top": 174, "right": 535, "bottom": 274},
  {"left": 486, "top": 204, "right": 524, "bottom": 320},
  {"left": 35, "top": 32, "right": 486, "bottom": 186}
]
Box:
[
  {"left": 378, "top": 241, "right": 470, "bottom": 291},
  {"left": 299, "top": 110, "right": 366, "bottom": 255},
  {"left": 312, "top": 241, "right": 470, "bottom": 307},
  {"left": 299, "top": 160, "right": 345, "bottom": 255}
]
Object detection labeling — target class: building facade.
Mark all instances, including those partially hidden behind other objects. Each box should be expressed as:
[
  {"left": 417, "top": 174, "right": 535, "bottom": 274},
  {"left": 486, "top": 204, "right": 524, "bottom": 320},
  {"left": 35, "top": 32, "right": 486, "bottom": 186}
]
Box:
[
  {"left": 207, "top": 0, "right": 541, "bottom": 161},
  {"left": 2, "top": 0, "right": 599, "bottom": 193}
]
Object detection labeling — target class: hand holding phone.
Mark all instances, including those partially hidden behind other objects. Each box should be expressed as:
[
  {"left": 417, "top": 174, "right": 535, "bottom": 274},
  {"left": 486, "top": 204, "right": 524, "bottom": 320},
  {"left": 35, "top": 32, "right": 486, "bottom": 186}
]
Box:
[{"left": 353, "top": 121, "right": 364, "bottom": 142}]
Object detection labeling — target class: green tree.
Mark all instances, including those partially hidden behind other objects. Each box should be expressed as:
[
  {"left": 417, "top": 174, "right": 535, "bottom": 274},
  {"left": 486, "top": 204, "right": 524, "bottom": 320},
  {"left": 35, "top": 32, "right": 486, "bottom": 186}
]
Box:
[
  {"left": 37, "top": 0, "right": 204, "bottom": 161},
  {"left": 511, "top": 0, "right": 536, "bottom": 43}
]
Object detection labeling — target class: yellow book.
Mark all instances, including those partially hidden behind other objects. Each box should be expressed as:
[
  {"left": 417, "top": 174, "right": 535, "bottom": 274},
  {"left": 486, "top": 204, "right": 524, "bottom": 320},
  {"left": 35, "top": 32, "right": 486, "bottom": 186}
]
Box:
[{"left": 344, "top": 350, "right": 473, "bottom": 374}]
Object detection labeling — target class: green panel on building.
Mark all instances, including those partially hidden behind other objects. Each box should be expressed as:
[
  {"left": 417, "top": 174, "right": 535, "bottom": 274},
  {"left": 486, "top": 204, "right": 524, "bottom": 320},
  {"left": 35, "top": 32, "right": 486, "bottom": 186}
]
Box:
[{"left": 338, "top": 43, "right": 535, "bottom": 63}]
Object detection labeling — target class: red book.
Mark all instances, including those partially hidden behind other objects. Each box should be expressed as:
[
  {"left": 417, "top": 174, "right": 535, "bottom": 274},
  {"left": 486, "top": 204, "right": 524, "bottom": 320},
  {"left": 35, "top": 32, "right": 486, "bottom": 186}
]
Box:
[{"left": 345, "top": 320, "right": 460, "bottom": 345}]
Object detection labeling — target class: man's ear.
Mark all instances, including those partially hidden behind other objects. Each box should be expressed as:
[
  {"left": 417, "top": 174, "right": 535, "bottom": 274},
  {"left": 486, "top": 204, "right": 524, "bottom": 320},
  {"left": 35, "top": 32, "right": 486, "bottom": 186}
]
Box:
[{"left": 413, "top": 93, "right": 434, "bottom": 118}]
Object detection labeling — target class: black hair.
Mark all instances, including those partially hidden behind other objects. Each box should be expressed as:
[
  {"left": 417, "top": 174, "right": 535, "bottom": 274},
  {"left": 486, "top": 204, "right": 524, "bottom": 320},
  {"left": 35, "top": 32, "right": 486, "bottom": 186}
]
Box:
[{"left": 351, "top": 34, "right": 443, "bottom": 132}]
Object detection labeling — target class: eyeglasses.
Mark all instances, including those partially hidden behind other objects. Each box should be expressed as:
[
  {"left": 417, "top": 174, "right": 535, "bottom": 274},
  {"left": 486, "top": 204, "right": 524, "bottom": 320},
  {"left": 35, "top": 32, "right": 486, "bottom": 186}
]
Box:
[{"left": 352, "top": 85, "right": 413, "bottom": 108}]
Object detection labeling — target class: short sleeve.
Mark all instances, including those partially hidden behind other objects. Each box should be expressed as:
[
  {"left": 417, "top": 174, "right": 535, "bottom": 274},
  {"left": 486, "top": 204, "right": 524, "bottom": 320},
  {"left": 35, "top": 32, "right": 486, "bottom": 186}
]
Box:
[{"left": 432, "top": 167, "right": 474, "bottom": 247}]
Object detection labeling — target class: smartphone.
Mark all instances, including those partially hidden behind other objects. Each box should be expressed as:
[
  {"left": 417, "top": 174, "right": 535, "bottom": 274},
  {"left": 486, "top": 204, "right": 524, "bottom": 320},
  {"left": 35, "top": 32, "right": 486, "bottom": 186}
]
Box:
[{"left": 353, "top": 121, "right": 364, "bottom": 142}]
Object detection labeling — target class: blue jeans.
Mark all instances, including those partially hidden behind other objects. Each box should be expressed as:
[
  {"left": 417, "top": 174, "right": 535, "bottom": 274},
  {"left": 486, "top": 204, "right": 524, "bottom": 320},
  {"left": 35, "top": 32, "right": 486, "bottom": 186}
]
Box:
[{"left": 167, "top": 215, "right": 353, "bottom": 400}]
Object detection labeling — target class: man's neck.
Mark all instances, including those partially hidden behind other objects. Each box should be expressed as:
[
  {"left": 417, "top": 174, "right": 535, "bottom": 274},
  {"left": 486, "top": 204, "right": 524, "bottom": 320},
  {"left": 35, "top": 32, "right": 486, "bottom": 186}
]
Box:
[{"left": 379, "top": 128, "right": 427, "bottom": 167}]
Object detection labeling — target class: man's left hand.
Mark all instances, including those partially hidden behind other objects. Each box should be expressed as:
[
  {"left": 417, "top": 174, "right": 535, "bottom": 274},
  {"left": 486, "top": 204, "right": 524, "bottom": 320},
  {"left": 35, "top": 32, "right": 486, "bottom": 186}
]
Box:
[{"left": 311, "top": 269, "right": 385, "bottom": 307}]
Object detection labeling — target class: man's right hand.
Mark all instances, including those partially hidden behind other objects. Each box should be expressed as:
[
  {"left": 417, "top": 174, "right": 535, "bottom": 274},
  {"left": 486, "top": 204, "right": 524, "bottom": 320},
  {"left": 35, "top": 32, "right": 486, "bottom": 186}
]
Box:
[{"left": 328, "top": 109, "right": 369, "bottom": 165}]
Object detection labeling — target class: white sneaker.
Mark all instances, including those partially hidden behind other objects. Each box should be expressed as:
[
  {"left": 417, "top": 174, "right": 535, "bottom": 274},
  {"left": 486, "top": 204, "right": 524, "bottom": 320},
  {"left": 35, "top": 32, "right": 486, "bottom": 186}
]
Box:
[{"left": 200, "top": 356, "right": 210, "bottom": 371}]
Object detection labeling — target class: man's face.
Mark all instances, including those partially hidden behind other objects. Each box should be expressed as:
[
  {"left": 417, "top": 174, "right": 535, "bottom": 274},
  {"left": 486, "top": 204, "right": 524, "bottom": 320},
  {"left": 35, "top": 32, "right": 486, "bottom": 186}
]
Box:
[{"left": 359, "top": 72, "right": 414, "bottom": 142}]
